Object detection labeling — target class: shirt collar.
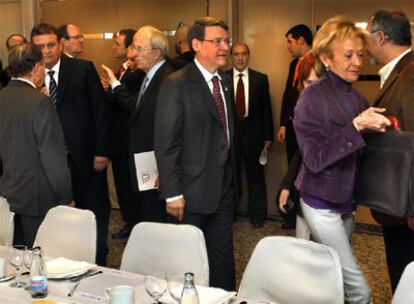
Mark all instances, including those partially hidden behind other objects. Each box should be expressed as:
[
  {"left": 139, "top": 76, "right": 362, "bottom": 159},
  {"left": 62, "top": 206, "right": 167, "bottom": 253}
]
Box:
[
  {"left": 233, "top": 67, "right": 248, "bottom": 78},
  {"left": 146, "top": 59, "right": 166, "bottom": 83},
  {"left": 12, "top": 77, "right": 36, "bottom": 88},
  {"left": 194, "top": 58, "right": 221, "bottom": 83},
  {"left": 46, "top": 59, "right": 61, "bottom": 74},
  {"left": 378, "top": 48, "right": 411, "bottom": 88}
]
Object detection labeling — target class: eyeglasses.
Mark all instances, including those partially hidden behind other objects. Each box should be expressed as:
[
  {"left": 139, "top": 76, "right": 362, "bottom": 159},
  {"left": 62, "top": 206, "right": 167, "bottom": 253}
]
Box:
[
  {"left": 202, "top": 38, "right": 232, "bottom": 47},
  {"left": 68, "top": 35, "right": 84, "bottom": 40},
  {"left": 132, "top": 45, "right": 156, "bottom": 53}
]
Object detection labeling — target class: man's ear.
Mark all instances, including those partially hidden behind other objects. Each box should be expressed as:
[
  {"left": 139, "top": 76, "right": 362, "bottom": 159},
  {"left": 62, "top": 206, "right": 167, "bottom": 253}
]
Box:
[
  {"left": 297, "top": 36, "right": 305, "bottom": 45},
  {"left": 191, "top": 39, "right": 201, "bottom": 52}
]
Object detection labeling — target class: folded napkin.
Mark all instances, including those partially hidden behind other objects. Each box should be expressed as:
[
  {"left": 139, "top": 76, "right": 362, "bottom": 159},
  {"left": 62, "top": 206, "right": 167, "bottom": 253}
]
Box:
[
  {"left": 160, "top": 285, "right": 236, "bottom": 304},
  {"left": 46, "top": 257, "right": 95, "bottom": 279}
]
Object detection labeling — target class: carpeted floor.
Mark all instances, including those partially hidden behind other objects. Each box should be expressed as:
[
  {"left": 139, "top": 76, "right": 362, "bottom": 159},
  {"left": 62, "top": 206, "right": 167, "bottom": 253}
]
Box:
[{"left": 106, "top": 209, "right": 392, "bottom": 303}]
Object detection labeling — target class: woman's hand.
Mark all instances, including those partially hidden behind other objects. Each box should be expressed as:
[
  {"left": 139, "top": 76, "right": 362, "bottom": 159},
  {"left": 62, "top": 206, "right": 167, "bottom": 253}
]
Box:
[
  {"left": 278, "top": 189, "right": 290, "bottom": 214},
  {"left": 353, "top": 107, "right": 391, "bottom": 132}
]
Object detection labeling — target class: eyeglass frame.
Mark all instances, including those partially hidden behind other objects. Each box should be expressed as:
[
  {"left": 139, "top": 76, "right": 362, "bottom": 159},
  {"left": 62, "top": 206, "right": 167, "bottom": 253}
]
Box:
[
  {"left": 201, "top": 37, "right": 232, "bottom": 47},
  {"left": 67, "top": 34, "right": 84, "bottom": 40}
]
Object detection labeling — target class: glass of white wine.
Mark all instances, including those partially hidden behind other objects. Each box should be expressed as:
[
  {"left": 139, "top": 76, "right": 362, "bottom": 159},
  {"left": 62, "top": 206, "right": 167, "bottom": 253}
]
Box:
[{"left": 145, "top": 272, "right": 167, "bottom": 304}]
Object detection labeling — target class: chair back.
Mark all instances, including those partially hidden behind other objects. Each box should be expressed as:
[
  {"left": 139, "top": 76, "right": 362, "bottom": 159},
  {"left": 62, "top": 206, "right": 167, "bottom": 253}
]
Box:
[
  {"left": 392, "top": 261, "right": 414, "bottom": 304},
  {"left": 238, "top": 236, "right": 344, "bottom": 304},
  {"left": 34, "top": 206, "right": 96, "bottom": 263},
  {"left": 120, "top": 222, "right": 209, "bottom": 286},
  {"left": 0, "top": 197, "right": 14, "bottom": 246}
]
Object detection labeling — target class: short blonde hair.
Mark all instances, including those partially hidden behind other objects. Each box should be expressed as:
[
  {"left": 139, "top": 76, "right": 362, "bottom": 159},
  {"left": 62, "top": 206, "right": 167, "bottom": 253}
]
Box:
[{"left": 313, "top": 16, "right": 367, "bottom": 74}]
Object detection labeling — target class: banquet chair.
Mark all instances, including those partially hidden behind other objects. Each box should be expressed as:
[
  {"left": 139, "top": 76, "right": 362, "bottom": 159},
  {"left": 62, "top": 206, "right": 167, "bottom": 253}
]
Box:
[
  {"left": 392, "top": 261, "right": 414, "bottom": 304},
  {"left": 120, "top": 222, "right": 209, "bottom": 286},
  {"left": 238, "top": 236, "right": 343, "bottom": 304},
  {"left": 34, "top": 205, "right": 96, "bottom": 263},
  {"left": 0, "top": 196, "right": 14, "bottom": 246}
]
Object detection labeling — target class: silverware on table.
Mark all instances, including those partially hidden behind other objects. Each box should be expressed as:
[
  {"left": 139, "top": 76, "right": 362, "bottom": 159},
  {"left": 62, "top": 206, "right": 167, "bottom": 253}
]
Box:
[{"left": 67, "top": 270, "right": 102, "bottom": 297}]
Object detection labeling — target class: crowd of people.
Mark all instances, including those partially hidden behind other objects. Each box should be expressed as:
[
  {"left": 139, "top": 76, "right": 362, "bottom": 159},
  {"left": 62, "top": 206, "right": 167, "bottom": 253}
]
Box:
[{"left": 0, "top": 9, "right": 413, "bottom": 303}]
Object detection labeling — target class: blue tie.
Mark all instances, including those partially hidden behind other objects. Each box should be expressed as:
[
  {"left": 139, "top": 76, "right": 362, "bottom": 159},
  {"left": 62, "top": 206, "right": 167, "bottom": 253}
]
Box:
[
  {"left": 48, "top": 70, "right": 58, "bottom": 105},
  {"left": 136, "top": 76, "right": 148, "bottom": 109}
]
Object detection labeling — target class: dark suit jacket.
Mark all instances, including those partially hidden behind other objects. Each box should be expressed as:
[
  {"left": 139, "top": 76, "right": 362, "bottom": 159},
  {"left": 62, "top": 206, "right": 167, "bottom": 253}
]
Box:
[
  {"left": 226, "top": 68, "right": 274, "bottom": 144},
  {"left": 280, "top": 58, "right": 299, "bottom": 128},
  {"left": 113, "top": 61, "right": 174, "bottom": 191},
  {"left": 155, "top": 61, "right": 238, "bottom": 214},
  {"left": 0, "top": 80, "right": 72, "bottom": 216},
  {"left": 56, "top": 55, "right": 111, "bottom": 178},
  {"left": 372, "top": 51, "right": 414, "bottom": 225},
  {"left": 110, "top": 67, "right": 145, "bottom": 154}
]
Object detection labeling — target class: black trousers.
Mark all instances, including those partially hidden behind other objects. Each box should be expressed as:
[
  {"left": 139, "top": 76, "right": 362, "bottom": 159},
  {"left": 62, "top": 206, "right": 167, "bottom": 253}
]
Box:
[
  {"left": 382, "top": 225, "right": 414, "bottom": 292},
  {"left": 111, "top": 153, "right": 140, "bottom": 227},
  {"left": 235, "top": 123, "right": 267, "bottom": 220},
  {"left": 168, "top": 161, "right": 236, "bottom": 291},
  {"left": 285, "top": 121, "right": 298, "bottom": 164},
  {"left": 137, "top": 189, "right": 166, "bottom": 223},
  {"left": 70, "top": 166, "right": 110, "bottom": 266},
  {"left": 13, "top": 214, "right": 45, "bottom": 247}
]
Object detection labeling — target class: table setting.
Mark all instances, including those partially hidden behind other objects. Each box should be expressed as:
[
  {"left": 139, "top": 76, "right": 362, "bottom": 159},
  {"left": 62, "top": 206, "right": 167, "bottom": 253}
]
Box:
[{"left": 0, "top": 245, "right": 245, "bottom": 304}]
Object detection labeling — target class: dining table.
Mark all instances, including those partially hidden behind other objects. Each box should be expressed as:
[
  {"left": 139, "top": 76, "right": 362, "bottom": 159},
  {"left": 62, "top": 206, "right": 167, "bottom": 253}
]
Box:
[{"left": 0, "top": 246, "right": 266, "bottom": 304}]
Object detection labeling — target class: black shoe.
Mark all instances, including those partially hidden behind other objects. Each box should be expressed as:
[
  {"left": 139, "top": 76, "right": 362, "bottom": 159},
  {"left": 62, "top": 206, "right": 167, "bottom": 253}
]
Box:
[
  {"left": 281, "top": 222, "right": 295, "bottom": 230},
  {"left": 112, "top": 225, "right": 132, "bottom": 240},
  {"left": 251, "top": 219, "right": 265, "bottom": 229}
]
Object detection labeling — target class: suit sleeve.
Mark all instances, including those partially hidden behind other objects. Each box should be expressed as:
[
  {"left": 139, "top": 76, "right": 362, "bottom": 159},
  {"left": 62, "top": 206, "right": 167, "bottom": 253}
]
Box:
[
  {"left": 400, "top": 70, "right": 414, "bottom": 132},
  {"left": 112, "top": 84, "right": 136, "bottom": 111},
  {"left": 34, "top": 98, "right": 73, "bottom": 204},
  {"left": 280, "top": 59, "right": 296, "bottom": 127},
  {"left": 279, "top": 150, "right": 302, "bottom": 190},
  {"left": 85, "top": 61, "right": 111, "bottom": 157},
  {"left": 261, "top": 74, "right": 274, "bottom": 141},
  {"left": 154, "top": 77, "right": 184, "bottom": 199}
]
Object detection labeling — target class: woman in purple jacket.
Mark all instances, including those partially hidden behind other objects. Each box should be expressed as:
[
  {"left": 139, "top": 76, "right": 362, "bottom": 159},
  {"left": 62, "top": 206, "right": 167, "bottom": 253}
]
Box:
[{"left": 293, "top": 17, "right": 390, "bottom": 304}]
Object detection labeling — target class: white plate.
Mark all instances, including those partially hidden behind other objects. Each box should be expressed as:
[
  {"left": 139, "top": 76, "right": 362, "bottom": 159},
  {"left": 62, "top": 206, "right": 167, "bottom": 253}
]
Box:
[
  {"left": 0, "top": 275, "right": 15, "bottom": 283},
  {"left": 46, "top": 257, "right": 95, "bottom": 279}
]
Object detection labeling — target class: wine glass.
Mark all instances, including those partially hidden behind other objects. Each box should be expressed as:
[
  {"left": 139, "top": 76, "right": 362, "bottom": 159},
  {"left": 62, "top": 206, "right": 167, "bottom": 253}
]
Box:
[
  {"left": 168, "top": 274, "right": 184, "bottom": 303},
  {"left": 145, "top": 272, "right": 167, "bottom": 304},
  {"left": 8, "top": 245, "right": 27, "bottom": 288},
  {"left": 23, "top": 247, "right": 34, "bottom": 290}
]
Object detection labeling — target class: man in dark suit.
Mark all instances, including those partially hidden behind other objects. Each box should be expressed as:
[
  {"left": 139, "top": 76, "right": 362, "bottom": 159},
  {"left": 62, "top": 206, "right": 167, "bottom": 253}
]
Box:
[
  {"left": 366, "top": 10, "right": 414, "bottom": 293},
  {"left": 169, "top": 23, "right": 195, "bottom": 70},
  {"left": 0, "top": 43, "right": 73, "bottom": 247},
  {"left": 31, "top": 23, "right": 111, "bottom": 266},
  {"left": 109, "top": 28, "right": 145, "bottom": 240},
  {"left": 154, "top": 16, "right": 237, "bottom": 291},
  {"left": 277, "top": 24, "right": 312, "bottom": 230},
  {"left": 102, "top": 25, "right": 174, "bottom": 223},
  {"left": 57, "top": 24, "right": 84, "bottom": 58},
  {"left": 227, "top": 42, "right": 274, "bottom": 228},
  {"left": 1, "top": 34, "right": 28, "bottom": 88}
]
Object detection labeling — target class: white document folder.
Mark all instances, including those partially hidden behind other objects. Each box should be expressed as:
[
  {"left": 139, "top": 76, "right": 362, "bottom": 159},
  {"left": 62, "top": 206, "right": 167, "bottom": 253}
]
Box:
[{"left": 134, "top": 151, "right": 158, "bottom": 191}]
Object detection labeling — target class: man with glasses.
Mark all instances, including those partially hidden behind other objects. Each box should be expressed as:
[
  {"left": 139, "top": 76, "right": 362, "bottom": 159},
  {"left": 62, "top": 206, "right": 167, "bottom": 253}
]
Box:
[
  {"left": 102, "top": 25, "right": 174, "bottom": 223},
  {"left": 58, "top": 24, "right": 84, "bottom": 58},
  {"left": 31, "top": 23, "right": 111, "bottom": 266},
  {"left": 154, "top": 16, "right": 237, "bottom": 291},
  {"left": 366, "top": 10, "right": 414, "bottom": 293}
]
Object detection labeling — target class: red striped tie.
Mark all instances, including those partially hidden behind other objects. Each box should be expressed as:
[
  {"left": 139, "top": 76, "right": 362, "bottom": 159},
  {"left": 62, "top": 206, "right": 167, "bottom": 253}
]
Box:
[{"left": 211, "top": 76, "right": 229, "bottom": 160}]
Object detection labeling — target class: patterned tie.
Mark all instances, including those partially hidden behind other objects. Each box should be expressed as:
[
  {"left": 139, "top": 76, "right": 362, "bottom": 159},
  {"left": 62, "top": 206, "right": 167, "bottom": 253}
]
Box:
[
  {"left": 235, "top": 73, "right": 245, "bottom": 121},
  {"left": 136, "top": 76, "right": 148, "bottom": 109},
  {"left": 48, "top": 70, "right": 58, "bottom": 105},
  {"left": 211, "top": 76, "right": 229, "bottom": 160}
]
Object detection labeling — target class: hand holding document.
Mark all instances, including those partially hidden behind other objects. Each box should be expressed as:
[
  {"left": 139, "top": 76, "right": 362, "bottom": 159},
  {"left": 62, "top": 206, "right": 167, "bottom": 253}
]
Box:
[{"left": 134, "top": 151, "right": 158, "bottom": 191}]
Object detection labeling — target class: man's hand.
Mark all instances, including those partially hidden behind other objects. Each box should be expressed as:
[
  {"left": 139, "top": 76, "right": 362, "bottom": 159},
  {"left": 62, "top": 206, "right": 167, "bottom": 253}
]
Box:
[
  {"left": 154, "top": 176, "right": 160, "bottom": 189},
  {"left": 407, "top": 217, "right": 414, "bottom": 230},
  {"left": 94, "top": 156, "right": 109, "bottom": 172},
  {"left": 166, "top": 197, "right": 186, "bottom": 221},
  {"left": 278, "top": 189, "right": 290, "bottom": 214},
  {"left": 101, "top": 64, "right": 117, "bottom": 87},
  {"left": 277, "top": 127, "right": 286, "bottom": 143},
  {"left": 264, "top": 140, "right": 272, "bottom": 150}
]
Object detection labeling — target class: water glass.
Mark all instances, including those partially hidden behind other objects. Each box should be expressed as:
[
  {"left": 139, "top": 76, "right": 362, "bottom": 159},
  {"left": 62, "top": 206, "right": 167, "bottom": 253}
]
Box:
[
  {"left": 168, "top": 274, "right": 184, "bottom": 303},
  {"left": 8, "top": 245, "right": 27, "bottom": 288},
  {"left": 145, "top": 272, "right": 167, "bottom": 304}
]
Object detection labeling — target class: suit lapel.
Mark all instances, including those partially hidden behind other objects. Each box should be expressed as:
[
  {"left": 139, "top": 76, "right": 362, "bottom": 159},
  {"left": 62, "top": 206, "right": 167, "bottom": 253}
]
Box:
[
  {"left": 248, "top": 69, "right": 256, "bottom": 113},
  {"left": 220, "top": 71, "right": 235, "bottom": 138},
  {"left": 57, "top": 56, "right": 71, "bottom": 108},
  {"left": 188, "top": 62, "right": 222, "bottom": 125},
  {"left": 373, "top": 51, "right": 414, "bottom": 107}
]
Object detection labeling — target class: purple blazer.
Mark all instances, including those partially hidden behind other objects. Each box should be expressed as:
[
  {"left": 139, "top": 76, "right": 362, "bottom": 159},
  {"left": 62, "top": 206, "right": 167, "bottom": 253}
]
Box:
[{"left": 293, "top": 71, "right": 367, "bottom": 204}]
